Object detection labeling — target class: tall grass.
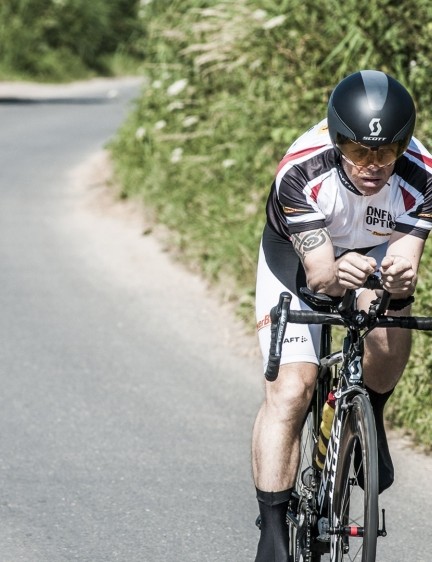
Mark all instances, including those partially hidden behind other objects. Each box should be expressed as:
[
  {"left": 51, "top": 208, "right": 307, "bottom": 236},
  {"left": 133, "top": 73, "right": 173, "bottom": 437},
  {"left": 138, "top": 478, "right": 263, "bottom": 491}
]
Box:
[{"left": 112, "top": 0, "right": 432, "bottom": 447}]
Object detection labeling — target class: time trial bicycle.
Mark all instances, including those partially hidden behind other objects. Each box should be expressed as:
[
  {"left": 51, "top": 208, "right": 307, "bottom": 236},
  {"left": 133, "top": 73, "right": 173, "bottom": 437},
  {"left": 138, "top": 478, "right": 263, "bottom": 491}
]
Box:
[{"left": 264, "top": 276, "right": 432, "bottom": 561}]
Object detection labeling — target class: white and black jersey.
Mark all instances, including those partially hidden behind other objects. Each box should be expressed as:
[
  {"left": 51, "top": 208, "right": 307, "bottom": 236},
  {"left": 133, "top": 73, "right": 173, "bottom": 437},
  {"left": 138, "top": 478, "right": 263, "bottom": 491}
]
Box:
[
  {"left": 266, "top": 119, "right": 432, "bottom": 256},
  {"left": 256, "top": 120, "right": 432, "bottom": 370}
]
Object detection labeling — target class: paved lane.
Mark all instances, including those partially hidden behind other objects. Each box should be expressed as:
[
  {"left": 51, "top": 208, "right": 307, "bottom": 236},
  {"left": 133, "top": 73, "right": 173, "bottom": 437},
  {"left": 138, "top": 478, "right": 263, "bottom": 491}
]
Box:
[
  {"left": 0, "top": 79, "right": 261, "bottom": 562},
  {"left": 0, "top": 79, "right": 429, "bottom": 561}
]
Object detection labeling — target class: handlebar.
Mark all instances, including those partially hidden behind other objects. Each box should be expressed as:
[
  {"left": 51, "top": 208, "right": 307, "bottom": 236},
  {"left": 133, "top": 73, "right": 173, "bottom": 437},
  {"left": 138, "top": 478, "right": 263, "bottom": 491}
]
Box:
[
  {"left": 362, "top": 274, "right": 383, "bottom": 290},
  {"left": 265, "top": 292, "right": 291, "bottom": 382},
  {"left": 264, "top": 276, "right": 432, "bottom": 382},
  {"left": 285, "top": 309, "right": 432, "bottom": 330}
]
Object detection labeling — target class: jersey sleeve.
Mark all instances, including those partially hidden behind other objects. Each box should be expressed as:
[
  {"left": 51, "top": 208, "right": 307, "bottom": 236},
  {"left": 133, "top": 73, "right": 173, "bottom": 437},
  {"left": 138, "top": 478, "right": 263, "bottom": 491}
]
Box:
[
  {"left": 276, "top": 171, "right": 327, "bottom": 233},
  {"left": 265, "top": 120, "right": 336, "bottom": 239},
  {"left": 394, "top": 139, "right": 432, "bottom": 239}
]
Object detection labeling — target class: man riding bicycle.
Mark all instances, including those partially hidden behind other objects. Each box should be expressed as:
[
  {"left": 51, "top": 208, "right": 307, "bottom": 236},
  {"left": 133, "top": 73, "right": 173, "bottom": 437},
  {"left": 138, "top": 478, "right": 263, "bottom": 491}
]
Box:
[{"left": 253, "top": 69, "right": 432, "bottom": 561}]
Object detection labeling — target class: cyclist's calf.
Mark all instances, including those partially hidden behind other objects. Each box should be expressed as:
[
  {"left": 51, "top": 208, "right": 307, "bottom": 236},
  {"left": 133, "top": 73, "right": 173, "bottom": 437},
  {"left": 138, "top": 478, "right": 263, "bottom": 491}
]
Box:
[{"left": 253, "top": 362, "right": 317, "bottom": 492}]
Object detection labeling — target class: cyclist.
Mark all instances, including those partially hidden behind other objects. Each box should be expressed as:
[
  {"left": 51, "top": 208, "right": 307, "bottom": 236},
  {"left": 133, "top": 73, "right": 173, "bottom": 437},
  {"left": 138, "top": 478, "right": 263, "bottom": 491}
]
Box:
[{"left": 253, "top": 69, "right": 432, "bottom": 561}]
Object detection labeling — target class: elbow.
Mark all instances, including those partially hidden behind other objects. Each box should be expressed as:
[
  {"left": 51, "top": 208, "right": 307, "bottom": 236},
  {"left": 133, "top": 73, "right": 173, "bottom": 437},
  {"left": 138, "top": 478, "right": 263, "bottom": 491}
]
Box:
[{"left": 307, "top": 273, "right": 344, "bottom": 297}]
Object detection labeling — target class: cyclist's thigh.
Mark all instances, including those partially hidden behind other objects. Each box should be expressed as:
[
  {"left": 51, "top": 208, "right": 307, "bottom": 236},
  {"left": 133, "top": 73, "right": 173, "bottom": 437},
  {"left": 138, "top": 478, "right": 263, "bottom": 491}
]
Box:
[{"left": 256, "top": 226, "right": 321, "bottom": 371}]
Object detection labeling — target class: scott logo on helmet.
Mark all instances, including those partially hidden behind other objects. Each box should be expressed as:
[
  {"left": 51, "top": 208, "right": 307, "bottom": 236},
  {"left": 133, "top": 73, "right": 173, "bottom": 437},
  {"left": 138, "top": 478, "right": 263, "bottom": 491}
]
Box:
[
  {"left": 368, "top": 118, "right": 382, "bottom": 136},
  {"left": 363, "top": 117, "right": 387, "bottom": 141}
]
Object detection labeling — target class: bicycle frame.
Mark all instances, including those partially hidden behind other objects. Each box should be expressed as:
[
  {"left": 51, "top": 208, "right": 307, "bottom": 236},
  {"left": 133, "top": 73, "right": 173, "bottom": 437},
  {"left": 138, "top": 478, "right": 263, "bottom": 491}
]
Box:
[
  {"left": 316, "top": 330, "right": 375, "bottom": 540},
  {"left": 267, "top": 282, "right": 432, "bottom": 561},
  {"left": 317, "top": 319, "right": 368, "bottom": 507},
  {"left": 289, "top": 322, "right": 372, "bottom": 557}
]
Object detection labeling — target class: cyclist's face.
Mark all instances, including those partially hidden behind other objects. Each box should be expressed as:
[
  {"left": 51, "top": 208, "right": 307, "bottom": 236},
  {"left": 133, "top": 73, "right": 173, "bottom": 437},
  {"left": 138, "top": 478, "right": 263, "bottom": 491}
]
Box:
[
  {"left": 341, "top": 157, "right": 395, "bottom": 195},
  {"left": 338, "top": 140, "right": 398, "bottom": 195}
]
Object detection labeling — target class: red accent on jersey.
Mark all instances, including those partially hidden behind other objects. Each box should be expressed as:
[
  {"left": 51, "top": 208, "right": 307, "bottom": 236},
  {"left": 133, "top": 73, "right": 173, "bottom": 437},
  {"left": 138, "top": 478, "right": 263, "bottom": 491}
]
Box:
[
  {"left": 407, "top": 148, "right": 432, "bottom": 169},
  {"left": 310, "top": 182, "right": 323, "bottom": 203},
  {"left": 400, "top": 185, "right": 416, "bottom": 210},
  {"left": 276, "top": 146, "right": 326, "bottom": 176}
]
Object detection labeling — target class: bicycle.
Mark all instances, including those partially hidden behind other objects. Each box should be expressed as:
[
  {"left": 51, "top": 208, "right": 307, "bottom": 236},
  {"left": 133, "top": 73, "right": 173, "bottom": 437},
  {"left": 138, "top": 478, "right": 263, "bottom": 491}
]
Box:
[{"left": 264, "top": 276, "right": 432, "bottom": 561}]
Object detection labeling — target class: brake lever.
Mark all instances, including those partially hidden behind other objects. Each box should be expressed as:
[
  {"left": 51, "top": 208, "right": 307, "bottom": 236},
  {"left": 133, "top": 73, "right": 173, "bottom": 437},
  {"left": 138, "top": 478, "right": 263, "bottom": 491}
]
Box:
[
  {"left": 338, "top": 289, "right": 356, "bottom": 315},
  {"left": 369, "top": 290, "right": 391, "bottom": 320},
  {"left": 377, "top": 290, "right": 391, "bottom": 316}
]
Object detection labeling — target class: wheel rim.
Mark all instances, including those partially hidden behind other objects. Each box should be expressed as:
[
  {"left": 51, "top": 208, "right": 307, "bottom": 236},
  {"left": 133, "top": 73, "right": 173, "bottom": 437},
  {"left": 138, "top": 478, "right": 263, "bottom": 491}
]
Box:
[{"left": 330, "top": 396, "right": 378, "bottom": 561}]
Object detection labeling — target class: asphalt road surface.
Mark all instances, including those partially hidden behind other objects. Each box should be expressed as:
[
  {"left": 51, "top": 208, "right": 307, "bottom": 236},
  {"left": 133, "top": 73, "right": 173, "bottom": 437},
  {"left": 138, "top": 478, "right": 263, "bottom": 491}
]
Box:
[{"left": 0, "top": 78, "right": 430, "bottom": 562}]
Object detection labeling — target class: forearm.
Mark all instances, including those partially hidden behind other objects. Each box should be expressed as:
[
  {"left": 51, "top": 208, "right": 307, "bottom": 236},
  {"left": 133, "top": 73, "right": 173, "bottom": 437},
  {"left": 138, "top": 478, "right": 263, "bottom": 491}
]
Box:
[
  {"left": 305, "top": 263, "right": 346, "bottom": 296},
  {"left": 291, "top": 229, "right": 347, "bottom": 296},
  {"left": 291, "top": 229, "right": 380, "bottom": 295}
]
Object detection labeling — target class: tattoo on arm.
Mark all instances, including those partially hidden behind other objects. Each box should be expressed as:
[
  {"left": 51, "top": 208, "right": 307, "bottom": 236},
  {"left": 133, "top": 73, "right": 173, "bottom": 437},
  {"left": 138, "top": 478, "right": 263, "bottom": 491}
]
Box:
[{"left": 291, "top": 229, "right": 330, "bottom": 262}]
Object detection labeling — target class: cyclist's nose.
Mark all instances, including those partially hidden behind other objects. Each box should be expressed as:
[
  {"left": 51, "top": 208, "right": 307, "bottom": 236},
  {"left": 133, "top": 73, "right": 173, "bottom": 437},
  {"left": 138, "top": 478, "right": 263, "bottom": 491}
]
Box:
[
  {"left": 365, "top": 162, "right": 381, "bottom": 171},
  {"left": 364, "top": 151, "right": 381, "bottom": 167}
]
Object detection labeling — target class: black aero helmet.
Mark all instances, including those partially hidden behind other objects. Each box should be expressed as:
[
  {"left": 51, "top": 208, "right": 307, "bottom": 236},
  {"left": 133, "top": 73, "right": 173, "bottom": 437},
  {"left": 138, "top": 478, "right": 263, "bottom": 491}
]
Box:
[{"left": 327, "top": 70, "right": 416, "bottom": 156}]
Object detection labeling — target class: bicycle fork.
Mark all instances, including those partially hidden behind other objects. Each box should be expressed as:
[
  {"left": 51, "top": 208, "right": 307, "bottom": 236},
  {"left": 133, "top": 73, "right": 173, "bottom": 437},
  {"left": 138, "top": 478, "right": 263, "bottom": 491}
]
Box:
[{"left": 317, "top": 394, "right": 388, "bottom": 544}]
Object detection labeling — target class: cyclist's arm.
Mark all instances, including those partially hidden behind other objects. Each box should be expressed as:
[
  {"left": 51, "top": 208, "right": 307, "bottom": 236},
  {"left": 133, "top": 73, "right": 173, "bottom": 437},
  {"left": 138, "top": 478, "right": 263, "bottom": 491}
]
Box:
[
  {"left": 381, "top": 231, "right": 426, "bottom": 297},
  {"left": 290, "top": 228, "right": 376, "bottom": 296}
]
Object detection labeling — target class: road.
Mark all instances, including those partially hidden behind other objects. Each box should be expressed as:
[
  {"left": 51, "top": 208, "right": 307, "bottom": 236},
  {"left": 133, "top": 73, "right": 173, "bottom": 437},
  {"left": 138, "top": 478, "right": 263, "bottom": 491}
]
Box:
[{"left": 0, "top": 79, "right": 430, "bottom": 561}]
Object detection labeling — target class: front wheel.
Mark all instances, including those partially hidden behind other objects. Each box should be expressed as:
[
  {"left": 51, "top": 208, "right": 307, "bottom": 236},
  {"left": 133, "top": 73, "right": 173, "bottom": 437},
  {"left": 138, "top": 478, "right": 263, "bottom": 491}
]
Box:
[{"left": 330, "top": 393, "right": 379, "bottom": 561}]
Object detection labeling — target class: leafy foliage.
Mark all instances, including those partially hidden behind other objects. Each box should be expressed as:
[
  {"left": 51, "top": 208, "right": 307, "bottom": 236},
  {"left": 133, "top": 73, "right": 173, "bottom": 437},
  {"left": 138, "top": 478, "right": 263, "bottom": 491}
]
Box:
[
  {"left": 0, "top": 0, "right": 141, "bottom": 80},
  {"left": 111, "top": 0, "right": 432, "bottom": 447},
  {"left": 5, "top": 0, "right": 429, "bottom": 446}
]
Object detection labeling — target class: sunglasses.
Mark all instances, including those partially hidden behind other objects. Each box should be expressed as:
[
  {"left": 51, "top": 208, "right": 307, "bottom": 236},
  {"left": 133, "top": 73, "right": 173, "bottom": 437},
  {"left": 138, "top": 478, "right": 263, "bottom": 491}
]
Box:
[{"left": 337, "top": 139, "right": 403, "bottom": 168}]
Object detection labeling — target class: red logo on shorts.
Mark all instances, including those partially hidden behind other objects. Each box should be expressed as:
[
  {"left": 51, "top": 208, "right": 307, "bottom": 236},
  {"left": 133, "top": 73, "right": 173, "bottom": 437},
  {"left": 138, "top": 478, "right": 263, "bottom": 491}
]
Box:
[{"left": 256, "top": 314, "right": 271, "bottom": 331}]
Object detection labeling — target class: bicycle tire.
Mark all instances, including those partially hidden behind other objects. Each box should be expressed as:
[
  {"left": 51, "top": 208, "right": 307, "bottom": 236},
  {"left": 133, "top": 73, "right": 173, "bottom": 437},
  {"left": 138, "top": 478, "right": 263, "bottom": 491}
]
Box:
[
  {"left": 330, "top": 393, "right": 379, "bottom": 561},
  {"left": 288, "top": 410, "right": 322, "bottom": 562}
]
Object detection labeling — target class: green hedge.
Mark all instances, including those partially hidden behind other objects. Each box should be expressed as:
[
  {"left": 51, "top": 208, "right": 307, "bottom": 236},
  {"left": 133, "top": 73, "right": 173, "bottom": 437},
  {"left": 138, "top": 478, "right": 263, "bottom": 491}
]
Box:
[
  {"left": 110, "top": 0, "right": 432, "bottom": 448},
  {"left": 0, "top": 0, "right": 141, "bottom": 80}
]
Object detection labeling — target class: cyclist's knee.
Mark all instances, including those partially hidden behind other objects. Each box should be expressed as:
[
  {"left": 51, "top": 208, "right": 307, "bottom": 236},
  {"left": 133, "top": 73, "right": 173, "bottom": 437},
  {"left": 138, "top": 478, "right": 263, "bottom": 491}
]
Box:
[
  {"left": 364, "top": 328, "right": 411, "bottom": 391},
  {"left": 264, "top": 362, "right": 317, "bottom": 421}
]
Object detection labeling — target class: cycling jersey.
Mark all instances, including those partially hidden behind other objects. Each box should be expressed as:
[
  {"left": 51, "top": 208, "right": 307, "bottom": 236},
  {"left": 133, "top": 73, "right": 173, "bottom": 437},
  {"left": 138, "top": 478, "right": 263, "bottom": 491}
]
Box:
[
  {"left": 256, "top": 119, "right": 432, "bottom": 369},
  {"left": 266, "top": 119, "right": 432, "bottom": 256}
]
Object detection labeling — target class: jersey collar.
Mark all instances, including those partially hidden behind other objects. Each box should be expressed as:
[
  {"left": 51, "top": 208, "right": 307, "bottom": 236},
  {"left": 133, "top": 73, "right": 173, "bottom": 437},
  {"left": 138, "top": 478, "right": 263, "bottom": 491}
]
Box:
[{"left": 336, "top": 160, "right": 363, "bottom": 196}]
